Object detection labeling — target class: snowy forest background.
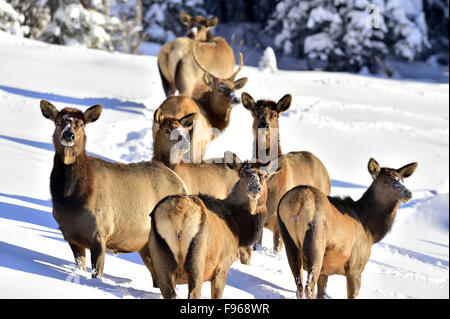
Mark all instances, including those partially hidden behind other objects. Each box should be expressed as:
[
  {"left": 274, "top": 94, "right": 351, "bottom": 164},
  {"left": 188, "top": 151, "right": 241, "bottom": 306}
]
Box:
[{"left": 0, "top": 0, "right": 448, "bottom": 77}]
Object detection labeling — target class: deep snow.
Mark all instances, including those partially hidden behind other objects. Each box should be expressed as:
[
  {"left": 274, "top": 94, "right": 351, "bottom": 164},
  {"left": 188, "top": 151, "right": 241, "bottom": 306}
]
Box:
[{"left": 0, "top": 31, "right": 448, "bottom": 299}]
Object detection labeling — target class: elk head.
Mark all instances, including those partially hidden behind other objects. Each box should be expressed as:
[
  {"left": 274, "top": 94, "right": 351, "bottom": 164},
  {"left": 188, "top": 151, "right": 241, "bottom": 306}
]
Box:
[
  {"left": 241, "top": 93, "right": 291, "bottom": 161},
  {"left": 153, "top": 110, "right": 198, "bottom": 165},
  {"left": 234, "top": 161, "right": 282, "bottom": 208},
  {"left": 368, "top": 158, "right": 418, "bottom": 204},
  {"left": 40, "top": 100, "right": 102, "bottom": 165},
  {"left": 194, "top": 48, "right": 248, "bottom": 113},
  {"left": 179, "top": 12, "right": 218, "bottom": 42}
]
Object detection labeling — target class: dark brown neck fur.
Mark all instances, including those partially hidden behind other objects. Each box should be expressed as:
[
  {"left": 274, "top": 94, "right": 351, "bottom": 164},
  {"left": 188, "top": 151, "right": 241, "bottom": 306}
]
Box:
[
  {"left": 195, "top": 91, "right": 231, "bottom": 132},
  {"left": 199, "top": 183, "right": 267, "bottom": 247},
  {"left": 329, "top": 186, "right": 400, "bottom": 244},
  {"left": 50, "top": 150, "right": 94, "bottom": 212}
]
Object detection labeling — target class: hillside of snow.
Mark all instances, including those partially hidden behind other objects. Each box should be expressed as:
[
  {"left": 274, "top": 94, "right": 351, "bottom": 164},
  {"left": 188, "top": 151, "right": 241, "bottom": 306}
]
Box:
[{"left": 0, "top": 31, "right": 448, "bottom": 299}]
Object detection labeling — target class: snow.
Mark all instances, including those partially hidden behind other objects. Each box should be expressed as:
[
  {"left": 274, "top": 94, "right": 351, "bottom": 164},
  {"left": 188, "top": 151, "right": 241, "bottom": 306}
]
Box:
[
  {"left": 258, "top": 47, "right": 278, "bottom": 73},
  {"left": 0, "top": 31, "right": 448, "bottom": 299}
]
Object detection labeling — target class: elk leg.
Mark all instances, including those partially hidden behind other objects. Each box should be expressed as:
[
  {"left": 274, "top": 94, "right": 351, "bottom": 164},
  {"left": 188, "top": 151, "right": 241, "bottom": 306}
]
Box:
[
  {"left": 317, "top": 274, "right": 329, "bottom": 299},
  {"left": 186, "top": 256, "right": 205, "bottom": 299},
  {"left": 211, "top": 269, "right": 228, "bottom": 299},
  {"left": 303, "top": 226, "right": 324, "bottom": 299},
  {"left": 158, "top": 60, "right": 173, "bottom": 97},
  {"left": 345, "top": 271, "right": 362, "bottom": 299},
  {"left": 157, "top": 271, "right": 177, "bottom": 299},
  {"left": 278, "top": 214, "right": 305, "bottom": 298},
  {"left": 138, "top": 244, "right": 158, "bottom": 288},
  {"left": 238, "top": 247, "right": 252, "bottom": 265},
  {"left": 175, "top": 60, "right": 196, "bottom": 97},
  {"left": 90, "top": 238, "right": 106, "bottom": 279},
  {"left": 69, "top": 243, "right": 86, "bottom": 272},
  {"left": 272, "top": 223, "right": 284, "bottom": 253},
  {"left": 253, "top": 233, "right": 262, "bottom": 251}
]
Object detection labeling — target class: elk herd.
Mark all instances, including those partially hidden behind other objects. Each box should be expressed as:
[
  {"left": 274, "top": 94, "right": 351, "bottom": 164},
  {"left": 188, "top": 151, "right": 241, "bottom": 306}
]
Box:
[{"left": 40, "top": 12, "right": 418, "bottom": 299}]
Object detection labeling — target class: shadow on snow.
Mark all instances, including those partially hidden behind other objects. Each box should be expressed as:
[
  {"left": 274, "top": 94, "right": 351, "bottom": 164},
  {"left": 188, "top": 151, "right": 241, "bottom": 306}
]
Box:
[{"left": 0, "top": 85, "right": 146, "bottom": 115}]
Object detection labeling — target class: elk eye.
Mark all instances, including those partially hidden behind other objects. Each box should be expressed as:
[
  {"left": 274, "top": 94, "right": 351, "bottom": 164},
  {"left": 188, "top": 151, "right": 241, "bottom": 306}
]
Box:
[{"left": 165, "top": 128, "right": 171, "bottom": 135}]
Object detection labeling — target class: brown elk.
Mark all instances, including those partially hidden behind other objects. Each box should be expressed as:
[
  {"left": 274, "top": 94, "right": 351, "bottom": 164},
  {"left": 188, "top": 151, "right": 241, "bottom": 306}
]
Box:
[
  {"left": 40, "top": 100, "right": 187, "bottom": 279},
  {"left": 241, "top": 92, "right": 331, "bottom": 253},
  {"left": 277, "top": 158, "right": 417, "bottom": 299},
  {"left": 152, "top": 96, "right": 213, "bottom": 164},
  {"left": 152, "top": 115, "right": 253, "bottom": 265},
  {"left": 148, "top": 161, "right": 281, "bottom": 298},
  {"left": 152, "top": 119, "right": 240, "bottom": 200},
  {"left": 157, "top": 12, "right": 235, "bottom": 97}
]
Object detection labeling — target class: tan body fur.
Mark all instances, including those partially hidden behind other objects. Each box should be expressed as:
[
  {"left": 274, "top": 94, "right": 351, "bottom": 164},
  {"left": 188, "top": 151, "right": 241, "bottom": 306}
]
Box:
[
  {"left": 149, "top": 163, "right": 276, "bottom": 298},
  {"left": 241, "top": 93, "right": 331, "bottom": 253},
  {"left": 158, "top": 37, "right": 235, "bottom": 98},
  {"left": 277, "top": 158, "right": 417, "bottom": 298},
  {"left": 153, "top": 95, "right": 213, "bottom": 163},
  {"left": 40, "top": 101, "right": 187, "bottom": 279}
]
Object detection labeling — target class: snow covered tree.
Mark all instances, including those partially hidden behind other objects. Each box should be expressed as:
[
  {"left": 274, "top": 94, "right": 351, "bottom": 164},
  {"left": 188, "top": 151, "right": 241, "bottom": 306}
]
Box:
[
  {"left": 267, "top": 0, "right": 433, "bottom": 73},
  {"left": 6, "top": 0, "right": 51, "bottom": 39},
  {"left": 0, "top": 0, "right": 28, "bottom": 36},
  {"left": 384, "top": 0, "right": 430, "bottom": 61},
  {"left": 38, "top": 0, "right": 124, "bottom": 50}
]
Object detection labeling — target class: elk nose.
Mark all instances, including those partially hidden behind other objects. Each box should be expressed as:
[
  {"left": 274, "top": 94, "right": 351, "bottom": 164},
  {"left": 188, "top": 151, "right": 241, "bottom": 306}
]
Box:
[
  {"left": 63, "top": 130, "right": 75, "bottom": 141},
  {"left": 403, "top": 189, "right": 412, "bottom": 201},
  {"left": 258, "top": 122, "right": 269, "bottom": 129},
  {"left": 231, "top": 95, "right": 240, "bottom": 105}
]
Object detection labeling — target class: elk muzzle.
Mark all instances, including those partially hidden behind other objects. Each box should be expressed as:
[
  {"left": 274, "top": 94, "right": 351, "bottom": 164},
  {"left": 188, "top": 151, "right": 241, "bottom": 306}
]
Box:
[
  {"left": 246, "top": 171, "right": 262, "bottom": 200},
  {"left": 60, "top": 120, "right": 75, "bottom": 147}
]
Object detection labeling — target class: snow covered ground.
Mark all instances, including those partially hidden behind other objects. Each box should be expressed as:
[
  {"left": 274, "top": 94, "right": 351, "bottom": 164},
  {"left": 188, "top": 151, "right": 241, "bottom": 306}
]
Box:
[{"left": 0, "top": 31, "right": 448, "bottom": 299}]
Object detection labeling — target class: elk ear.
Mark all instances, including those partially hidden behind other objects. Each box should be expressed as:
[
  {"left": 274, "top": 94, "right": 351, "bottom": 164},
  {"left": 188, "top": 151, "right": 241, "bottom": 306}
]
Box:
[
  {"left": 153, "top": 108, "right": 164, "bottom": 132},
  {"left": 179, "top": 12, "right": 191, "bottom": 25},
  {"left": 40, "top": 100, "right": 59, "bottom": 122},
  {"left": 234, "top": 77, "right": 248, "bottom": 91},
  {"left": 368, "top": 158, "right": 381, "bottom": 180},
  {"left": 84, "top": 104, "right": 102, "bottom": 124},
  {"left": 154, "top": 108, "right": 164, "bottom": 125},
  {"left": 263, "top": 155, "right": 284, "bottom": 176},
  {"left": 224, "top": 151, "right": 242, "bottom": 170},
  {"left": 241, "top": 92, "right": 255, "bottom": 111},
  {"left": 203, "top": 72, "right": 215, "bottom": 88},
  {"left": 276, "top": 94, "right": 292, "bottom": 113},
  {"left": 397, "top": 162, "right": 418, "bottom": 179},
  {"left": 179, "top": 112, "right": 197, "bottom": 131},
  {"left": 207, "top": 16, "right": 218, "bottom": 28}
]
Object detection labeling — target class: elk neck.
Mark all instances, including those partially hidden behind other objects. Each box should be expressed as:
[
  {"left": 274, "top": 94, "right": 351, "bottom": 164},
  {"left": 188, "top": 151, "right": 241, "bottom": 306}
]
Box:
[
  {"left": 222, "top": 181, "right": 267, "bottom": 248},
  {"left": 50, "top": 148, "right": 94, "bottom": 212},
  {"left": 196, "top": 91, "right": 231, "bottom": 132},
  {"left": 253, "top": 128, "right": 282, "bottom": 165},
  {"left": 355, "top": 185, "right": 401, "bottom": 244}
]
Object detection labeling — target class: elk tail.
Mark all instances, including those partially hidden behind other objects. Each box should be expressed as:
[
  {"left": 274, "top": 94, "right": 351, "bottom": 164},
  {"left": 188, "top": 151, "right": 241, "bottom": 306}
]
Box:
[{"left": 152, "top": 195, "right": 205, "bottom": 267}]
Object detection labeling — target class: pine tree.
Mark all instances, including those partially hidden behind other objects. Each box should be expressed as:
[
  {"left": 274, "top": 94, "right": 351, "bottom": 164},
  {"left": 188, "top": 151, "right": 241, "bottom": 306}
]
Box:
[
  {"left": 38, "top": 0, "right": 124, "bottom": 50},
  {"left": 267, "top": 0, "right": 432, "bottom": 73}
]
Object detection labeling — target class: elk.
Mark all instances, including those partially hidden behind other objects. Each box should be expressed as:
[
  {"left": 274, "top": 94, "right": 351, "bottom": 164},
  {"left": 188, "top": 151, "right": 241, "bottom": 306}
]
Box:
[
  {"left": 148, "top": 161, "right": 280, "bottom": 298},
  {"left": 152, "top": 95, "right": 213, "bottom": 164},
  {"left": 40, "top": 100, "right": 187, "bottom": 279},
  {"left": 152, "top": 54, "right": 247, "bottom": 163},
  {"left": 277, "top": 158, "right": 417, "bottom": 299},
  {"left": 152, "top": 117, "right": 253, "bottom": 265},
  {"left": 157, "top": 12, "right": 235, "bottom": 97},
  {"left": 241, "top": 92, "right": 331, "bottom": 253},
  {"left": 193, "top": 49, "right": 248, "bottom": 132}
]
